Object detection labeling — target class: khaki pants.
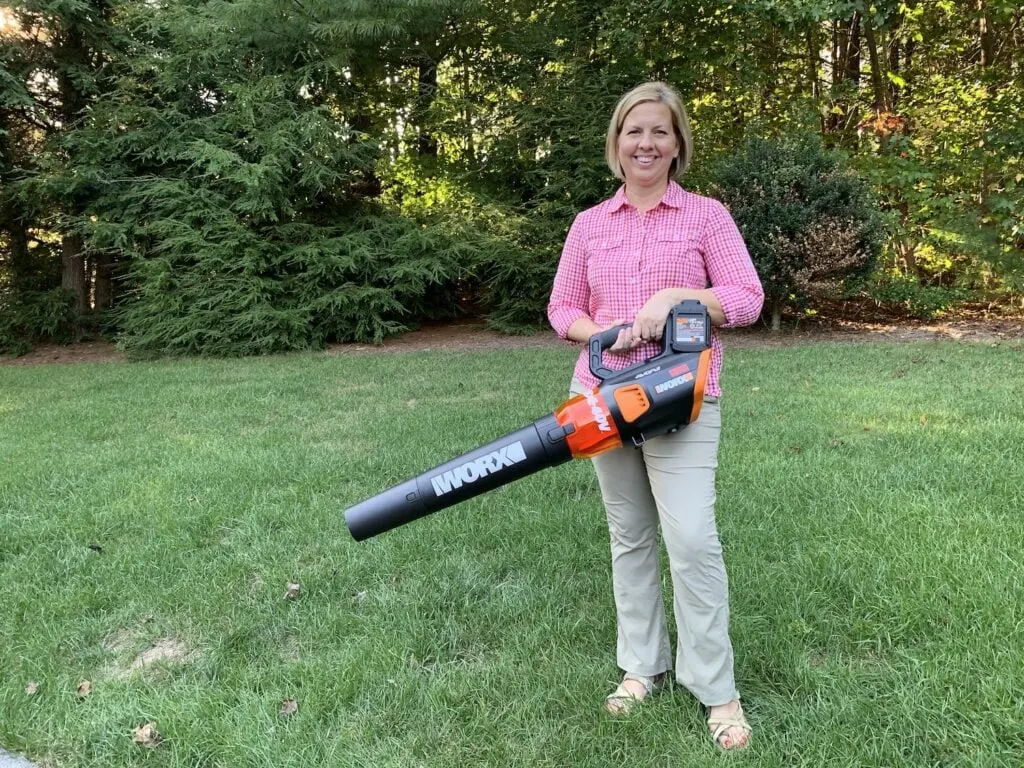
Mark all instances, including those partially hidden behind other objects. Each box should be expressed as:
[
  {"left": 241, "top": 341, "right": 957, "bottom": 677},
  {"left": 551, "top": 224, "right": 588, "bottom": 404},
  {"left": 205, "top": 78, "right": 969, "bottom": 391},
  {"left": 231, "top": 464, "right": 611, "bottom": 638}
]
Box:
[{"left": 572, "top": 379, "right": 739, "bottom": 706}]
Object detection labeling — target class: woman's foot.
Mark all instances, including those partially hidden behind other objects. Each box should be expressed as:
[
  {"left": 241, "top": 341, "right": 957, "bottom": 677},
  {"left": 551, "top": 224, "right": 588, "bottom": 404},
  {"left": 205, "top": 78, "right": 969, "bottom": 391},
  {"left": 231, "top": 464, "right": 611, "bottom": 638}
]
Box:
[
  {"left": 604, "top": 672, "right": 665, "bottom": 716},
  {"left": 707, "top": 699, "right": 751, "bottom": 750}
]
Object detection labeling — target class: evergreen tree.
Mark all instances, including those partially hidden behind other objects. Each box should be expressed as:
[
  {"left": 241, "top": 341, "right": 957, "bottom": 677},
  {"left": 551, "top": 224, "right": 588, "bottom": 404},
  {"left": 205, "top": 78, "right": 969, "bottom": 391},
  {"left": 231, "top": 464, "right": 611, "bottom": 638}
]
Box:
[
  {"left": 1, "top": 0, "right": 126, "bottom": 352},
  {"left": 75, "top": 0, "right": 476, "bottom": 355}
]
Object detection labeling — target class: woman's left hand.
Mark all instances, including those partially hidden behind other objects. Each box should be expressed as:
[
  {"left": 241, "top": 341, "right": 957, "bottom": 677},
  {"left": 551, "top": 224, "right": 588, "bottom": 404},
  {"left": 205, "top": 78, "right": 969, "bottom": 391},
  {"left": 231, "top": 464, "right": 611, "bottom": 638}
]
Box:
[{"left": 632, "top": 289, "right": 685, "bottom": 342}]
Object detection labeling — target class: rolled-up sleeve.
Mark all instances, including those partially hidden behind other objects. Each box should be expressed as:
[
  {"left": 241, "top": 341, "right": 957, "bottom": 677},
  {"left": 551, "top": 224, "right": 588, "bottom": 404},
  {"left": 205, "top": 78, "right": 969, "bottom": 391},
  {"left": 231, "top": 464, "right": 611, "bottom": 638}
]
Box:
[
  {"left": 703, "top": 201, "right": 764, "bottom": 328},
  {"left": 547, "top": 215, "right": 592, "bottom": 339}
]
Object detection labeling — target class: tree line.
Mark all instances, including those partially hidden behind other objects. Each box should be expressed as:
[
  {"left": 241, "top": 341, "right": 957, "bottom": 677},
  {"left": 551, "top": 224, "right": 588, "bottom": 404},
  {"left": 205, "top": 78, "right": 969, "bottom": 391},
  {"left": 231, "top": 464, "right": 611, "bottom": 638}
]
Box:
[{"left": 1, "top": 0, "right": 1021, "bottom": 355}]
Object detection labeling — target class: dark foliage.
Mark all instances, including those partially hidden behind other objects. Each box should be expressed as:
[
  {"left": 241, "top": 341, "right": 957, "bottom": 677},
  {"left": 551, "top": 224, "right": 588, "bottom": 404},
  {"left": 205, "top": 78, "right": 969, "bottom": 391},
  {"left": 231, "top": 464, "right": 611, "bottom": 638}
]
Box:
[{"left": 711, "top": 134, "right": 885, "bottom": 327}]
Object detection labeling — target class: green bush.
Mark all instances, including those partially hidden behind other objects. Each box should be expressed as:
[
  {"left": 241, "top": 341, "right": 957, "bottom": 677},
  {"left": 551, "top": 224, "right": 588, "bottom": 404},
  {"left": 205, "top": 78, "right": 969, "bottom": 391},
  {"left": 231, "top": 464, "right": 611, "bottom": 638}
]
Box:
[
  {"left": 868, "top": 275, "right": 969, "bottom": 320},
  {"left": 0, "top": 287, "right": 76, "bottom": 355},
  {"left": 711, "top": 134, "right": 885, "bottom": 329},
  {"left": 115, "top": 208, "right": 472, "bottom": 357},
  {"left": 466, "top": 214, "right": 563, "bottom": 335},
  {"left": 379, "top": 159, "right": 562, "bottom": 335}
]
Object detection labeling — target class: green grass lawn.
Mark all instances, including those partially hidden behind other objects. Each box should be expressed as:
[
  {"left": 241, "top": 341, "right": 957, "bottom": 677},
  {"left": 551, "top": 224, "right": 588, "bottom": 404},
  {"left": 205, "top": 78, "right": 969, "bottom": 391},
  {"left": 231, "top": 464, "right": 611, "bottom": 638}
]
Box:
[{"left": 1, "top": 340, "right": 1022, "bottom": 767}]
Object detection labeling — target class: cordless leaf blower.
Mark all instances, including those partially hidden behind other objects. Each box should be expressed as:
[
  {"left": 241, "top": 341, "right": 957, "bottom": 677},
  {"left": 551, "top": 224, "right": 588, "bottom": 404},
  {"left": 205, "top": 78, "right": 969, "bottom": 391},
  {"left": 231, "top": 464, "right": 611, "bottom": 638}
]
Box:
[{"left": 344, "top": 300, "right": 712, "bottom": 541}]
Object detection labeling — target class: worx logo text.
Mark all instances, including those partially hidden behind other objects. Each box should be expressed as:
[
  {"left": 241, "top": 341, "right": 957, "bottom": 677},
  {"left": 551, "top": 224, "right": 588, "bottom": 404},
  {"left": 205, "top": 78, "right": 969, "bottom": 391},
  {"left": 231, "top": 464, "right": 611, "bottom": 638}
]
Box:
[
  {"left": 584, "top": 392, "right": 613, "bottom": 433},
  {"left": 430, "top": 441, "right": 528, "bottom": 496}
]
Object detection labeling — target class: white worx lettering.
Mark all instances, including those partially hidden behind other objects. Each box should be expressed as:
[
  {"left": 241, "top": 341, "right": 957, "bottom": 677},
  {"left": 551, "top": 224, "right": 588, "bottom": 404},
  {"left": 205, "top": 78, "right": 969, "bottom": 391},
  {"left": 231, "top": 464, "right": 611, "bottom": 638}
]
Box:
[
  {"left": 430, "top": 440, "right": 528, "bottom": 496},
  {"left": 584, "top": 392, "right": 613, "bottom": 433},
  {"left": 654, "top": 373, "right": 694, "bottom": 394}
]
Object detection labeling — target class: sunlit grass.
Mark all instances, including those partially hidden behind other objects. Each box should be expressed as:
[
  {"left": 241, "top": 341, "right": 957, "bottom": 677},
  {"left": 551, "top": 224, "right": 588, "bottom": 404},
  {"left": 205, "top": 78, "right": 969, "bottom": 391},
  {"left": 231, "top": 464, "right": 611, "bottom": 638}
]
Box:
[{"left": 1, "top": 340, "right": 1022, "bottom": 766}]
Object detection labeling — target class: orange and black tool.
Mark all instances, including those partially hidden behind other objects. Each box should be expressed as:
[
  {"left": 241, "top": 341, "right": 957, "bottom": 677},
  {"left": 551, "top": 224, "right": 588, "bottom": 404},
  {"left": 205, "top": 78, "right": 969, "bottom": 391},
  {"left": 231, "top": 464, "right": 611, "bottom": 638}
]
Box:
[{"left": 344, "top": 300, "right": 712, "bottom": 540}]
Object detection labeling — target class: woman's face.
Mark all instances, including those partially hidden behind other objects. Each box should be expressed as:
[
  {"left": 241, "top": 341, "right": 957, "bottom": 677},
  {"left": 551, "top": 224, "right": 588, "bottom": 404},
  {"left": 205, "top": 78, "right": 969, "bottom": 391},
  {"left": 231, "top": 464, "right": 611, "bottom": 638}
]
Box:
[{"left": 616, "top": 101, "right": 679, "bottom": 189}]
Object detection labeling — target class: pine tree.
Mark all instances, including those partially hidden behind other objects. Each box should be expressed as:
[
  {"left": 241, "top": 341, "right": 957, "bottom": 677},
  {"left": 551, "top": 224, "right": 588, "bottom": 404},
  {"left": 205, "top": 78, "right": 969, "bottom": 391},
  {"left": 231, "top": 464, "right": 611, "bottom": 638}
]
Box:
[{"left": 74, "top": 0, "right": 475, "bottom": 355}]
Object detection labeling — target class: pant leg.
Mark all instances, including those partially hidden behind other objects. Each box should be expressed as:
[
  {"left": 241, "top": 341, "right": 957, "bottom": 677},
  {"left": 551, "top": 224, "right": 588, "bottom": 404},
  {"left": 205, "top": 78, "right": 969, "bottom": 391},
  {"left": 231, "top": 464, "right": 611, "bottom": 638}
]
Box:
[
  {"left": 641, "top": 401, "right": 739, "bottom": 706},
  {"left": 591, "top": 443, "right": 674, "bottom": 677},
  {"left": 571, "top": 378, "right": 671, "bottom": 677}
]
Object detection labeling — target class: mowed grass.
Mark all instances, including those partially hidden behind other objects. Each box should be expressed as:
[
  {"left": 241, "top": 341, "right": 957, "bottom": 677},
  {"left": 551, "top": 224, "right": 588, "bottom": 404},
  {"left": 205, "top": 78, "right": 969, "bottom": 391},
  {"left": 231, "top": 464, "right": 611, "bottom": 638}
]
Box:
[{"left": 1, "top": 339, "right": 1022, "bottom": 767}]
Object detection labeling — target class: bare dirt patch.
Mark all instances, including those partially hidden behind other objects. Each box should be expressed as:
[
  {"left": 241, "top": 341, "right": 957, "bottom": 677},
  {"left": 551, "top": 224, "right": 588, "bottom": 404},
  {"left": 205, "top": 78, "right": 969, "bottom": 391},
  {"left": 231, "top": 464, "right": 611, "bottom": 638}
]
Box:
[
  {"left": 1, "top": 339, "right": 128, "bottom": 366},
  {"left": 101, "top": 635, "right": 196, "bottom": 681},
  {"left": 130, "top": 637, "right": 193, "bottom": 671},
  {"left": 3, "top": 304, "right": 1022, "bottom": 366},
  {"left": 326, "top": 300, "right": 1024, "bottom": 353}
]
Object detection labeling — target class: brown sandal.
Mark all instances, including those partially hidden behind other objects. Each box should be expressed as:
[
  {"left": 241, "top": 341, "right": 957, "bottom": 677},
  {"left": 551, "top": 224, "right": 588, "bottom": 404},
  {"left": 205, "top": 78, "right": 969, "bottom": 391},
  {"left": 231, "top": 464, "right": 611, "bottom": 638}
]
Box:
[{"left": 604, "top": 672, "right": 665, "bottom": 716}]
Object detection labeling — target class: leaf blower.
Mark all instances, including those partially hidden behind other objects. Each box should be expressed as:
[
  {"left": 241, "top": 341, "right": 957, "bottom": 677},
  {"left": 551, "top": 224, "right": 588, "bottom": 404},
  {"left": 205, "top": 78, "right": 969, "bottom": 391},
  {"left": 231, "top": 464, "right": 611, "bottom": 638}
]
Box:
[{"left": 344, "top": 300, "right": 712, "bottom": 541}]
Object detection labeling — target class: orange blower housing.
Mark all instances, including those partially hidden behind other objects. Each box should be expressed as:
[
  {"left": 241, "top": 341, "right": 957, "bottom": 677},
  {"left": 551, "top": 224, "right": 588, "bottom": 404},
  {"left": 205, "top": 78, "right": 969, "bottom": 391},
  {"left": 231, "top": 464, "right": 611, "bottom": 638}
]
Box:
[{"left": 345, "top": 301, "right": 712, "bottom": 540}]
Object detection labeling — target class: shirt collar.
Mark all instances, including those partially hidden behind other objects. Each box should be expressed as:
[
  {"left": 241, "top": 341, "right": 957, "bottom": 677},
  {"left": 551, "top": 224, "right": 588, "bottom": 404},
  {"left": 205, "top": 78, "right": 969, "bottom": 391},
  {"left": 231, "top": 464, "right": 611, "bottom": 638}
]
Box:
[{"left": 608, "top": 180, "right": 686, "bottom": 212}]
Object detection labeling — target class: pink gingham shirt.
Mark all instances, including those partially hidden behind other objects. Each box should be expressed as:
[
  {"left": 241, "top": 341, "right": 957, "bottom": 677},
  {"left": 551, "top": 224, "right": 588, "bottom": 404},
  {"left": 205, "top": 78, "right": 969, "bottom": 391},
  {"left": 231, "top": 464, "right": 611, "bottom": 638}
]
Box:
[{"left": 548, "top": 181, "right": 764, "bottom": 396}]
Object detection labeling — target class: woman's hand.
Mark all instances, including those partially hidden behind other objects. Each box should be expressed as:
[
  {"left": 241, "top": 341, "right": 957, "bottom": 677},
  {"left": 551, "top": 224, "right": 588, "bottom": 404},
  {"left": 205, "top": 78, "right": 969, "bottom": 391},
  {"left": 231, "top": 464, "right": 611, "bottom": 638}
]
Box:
[
  {"left": 631, "top": 289, "right": 680, "bottom": 342},
  {"left": 565, "top": 316, "right": 640, "bottom": 353},
  {"left": 606, "top": 322, "right": 641, "bottom": 355}
]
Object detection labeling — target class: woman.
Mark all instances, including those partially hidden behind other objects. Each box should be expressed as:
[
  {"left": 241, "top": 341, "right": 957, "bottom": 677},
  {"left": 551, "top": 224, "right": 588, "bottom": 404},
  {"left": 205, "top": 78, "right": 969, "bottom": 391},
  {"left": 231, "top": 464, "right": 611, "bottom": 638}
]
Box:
[{"left": 547, "top": 82, "right": 763, "bottom": 750}]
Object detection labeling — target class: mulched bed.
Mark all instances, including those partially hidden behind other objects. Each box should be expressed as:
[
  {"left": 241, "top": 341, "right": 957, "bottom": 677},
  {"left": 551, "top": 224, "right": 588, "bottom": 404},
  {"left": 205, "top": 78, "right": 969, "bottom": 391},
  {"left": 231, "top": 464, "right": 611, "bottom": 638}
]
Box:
[{"left": 3, "top": 299, "right": 1022, "bottom": 366}]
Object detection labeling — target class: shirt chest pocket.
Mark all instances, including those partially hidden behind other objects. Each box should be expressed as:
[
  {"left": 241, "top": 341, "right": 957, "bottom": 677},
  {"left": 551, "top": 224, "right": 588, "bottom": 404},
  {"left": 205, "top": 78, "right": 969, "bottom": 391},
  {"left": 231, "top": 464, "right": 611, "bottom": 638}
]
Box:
[
  {"left": 586, "top": 237, "right": 631, "bottom": 286},
  {"left": 646, "top": 233, "right": 707, "bottom": 286}
]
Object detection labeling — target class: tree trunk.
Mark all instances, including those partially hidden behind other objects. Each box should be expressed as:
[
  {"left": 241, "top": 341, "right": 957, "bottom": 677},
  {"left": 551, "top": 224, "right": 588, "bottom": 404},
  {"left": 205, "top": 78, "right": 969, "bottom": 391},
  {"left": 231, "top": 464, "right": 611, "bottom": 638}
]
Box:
[
  {"left": 888, "top": 27, "right": 901, "bottom": 110},
  {"left": 415, "top": 56, "right": 439, "bottom": 157},
  {"left": 863, "top": 19, "right": 889, "bottom": 113},
  {"left": 4, "top": 219, "right": 32, "bottom": 284},
  {"left": 93, "top": 251, "right": 114, "bottom": 312},
  {"left": 771, "top": 297, "right": 783, "bottom": 332},
  {"left": 841, "top": 13, "right": 862, "bottom": 84},
  {"left": 0, "top": 111, "right": 32, "bottom": 286},
  {"left": 57, "top": 25, "right": 90, "bottom": 319},
  {"left": 976, "top": 1, "right": 995, "bottom": 211},
  {"left": 1011, "top": 10, "right": 1022, "bottom": 74},
  {"left": 863, "top": 18, "right": 892, "bottom": 152},
  {"left": 807, "top": 24, "right": 825, "bottom": 136},
  {"left": 978, "top": 0, "right": 995, "bottom": 66},
  {"left": 806, "top": 24, "right": 821, "bottom": 104},
  {"left": 832, "top": 20, "right": 844, "bottom": 80},
  {"left": 62, "top": 234, "right": 88, "bottom": 315},
  {"left": 827, "top": 14, "right": 862, "bottom": 145}
]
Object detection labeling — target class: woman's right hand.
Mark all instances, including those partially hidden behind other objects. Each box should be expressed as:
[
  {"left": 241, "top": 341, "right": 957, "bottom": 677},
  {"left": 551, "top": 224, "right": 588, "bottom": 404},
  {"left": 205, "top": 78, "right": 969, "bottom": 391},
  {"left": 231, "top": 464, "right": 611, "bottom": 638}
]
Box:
[
  {"left": 605, "top": 321, "right": 641, "bottom": 355},
  {"left": 566, "top": 317, "right": 641, "bottom": 353}
]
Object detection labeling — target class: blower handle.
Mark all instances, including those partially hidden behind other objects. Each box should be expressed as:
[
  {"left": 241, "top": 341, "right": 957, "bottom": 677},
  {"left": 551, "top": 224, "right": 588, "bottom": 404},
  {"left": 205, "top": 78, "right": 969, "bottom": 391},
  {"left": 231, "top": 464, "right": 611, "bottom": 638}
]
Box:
[
  {"left": 588, "top": 325, "right": 631, "bottom": 381},
  {"left": 588, "top": 301, "right": 710, "bottom": 382}
]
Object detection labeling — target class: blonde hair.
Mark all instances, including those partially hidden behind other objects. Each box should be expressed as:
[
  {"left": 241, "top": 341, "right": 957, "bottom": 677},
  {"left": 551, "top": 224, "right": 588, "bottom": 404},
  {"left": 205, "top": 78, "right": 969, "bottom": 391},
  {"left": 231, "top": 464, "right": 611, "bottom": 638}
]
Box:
[{"left": 605, "top": 81, "right": 693, "bottom": 182}]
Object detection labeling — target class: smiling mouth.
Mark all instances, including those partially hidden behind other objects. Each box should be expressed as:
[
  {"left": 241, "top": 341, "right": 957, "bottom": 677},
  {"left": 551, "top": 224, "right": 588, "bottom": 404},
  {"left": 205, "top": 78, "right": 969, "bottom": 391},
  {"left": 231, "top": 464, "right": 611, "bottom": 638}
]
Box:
[{"left": 633, "top": 155, "right": 658, "bottom": 165}]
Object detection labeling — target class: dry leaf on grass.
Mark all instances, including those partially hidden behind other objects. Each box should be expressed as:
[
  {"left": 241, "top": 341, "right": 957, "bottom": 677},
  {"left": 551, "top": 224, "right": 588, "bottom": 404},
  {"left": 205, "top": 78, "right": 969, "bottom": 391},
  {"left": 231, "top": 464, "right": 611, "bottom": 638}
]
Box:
[
  {"left": 279, "top": 698, "right": 299, "bottom": 717},
  {"left": 76, "top": 680, "right": 92, "bottom": 698},
  {"left": 25, "top": 681, "right": 40, "bottom": 695},
  {"left": 284, "top": 582, "right": 302, "bottom": 600},
  {"left": 132, "top": 722, "right": 163, "bottom": 748}
]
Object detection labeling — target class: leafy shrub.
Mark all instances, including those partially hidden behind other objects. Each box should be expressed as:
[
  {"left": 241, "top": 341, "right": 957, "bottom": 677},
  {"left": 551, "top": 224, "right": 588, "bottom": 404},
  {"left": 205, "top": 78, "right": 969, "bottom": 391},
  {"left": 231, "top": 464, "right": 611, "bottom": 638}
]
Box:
[
  {"left": 711, "top": 134, "right": 885, "bottom": 329},
  {"left": 868, "top": 275, "right": 969, "bottom": 320},
  {"left": 460, "top": 211, "right": 563, "bottom": 335},
  {"left": 115, "top": 207, "right": 471, "bottom": 357},
  {"left": 0, "top": 287, "right": 76, "bottom": 355},
  {"left": 380, "top": 158, "right": 562, "bottom": 335}
]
